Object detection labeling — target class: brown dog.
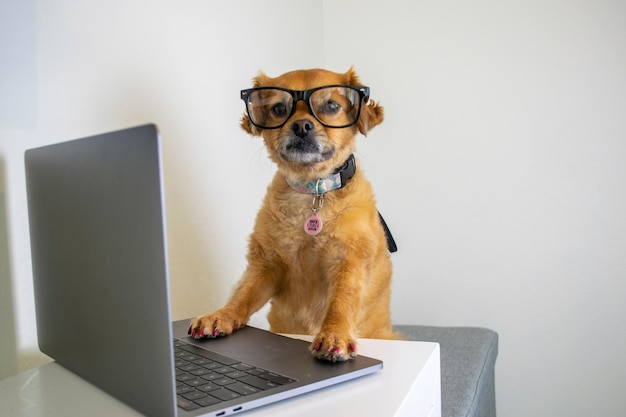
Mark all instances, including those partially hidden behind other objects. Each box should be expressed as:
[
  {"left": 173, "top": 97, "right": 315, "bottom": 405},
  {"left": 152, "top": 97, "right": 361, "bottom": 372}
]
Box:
[{"left": 189, "top": 68, "right": 397, "bottom": 362}]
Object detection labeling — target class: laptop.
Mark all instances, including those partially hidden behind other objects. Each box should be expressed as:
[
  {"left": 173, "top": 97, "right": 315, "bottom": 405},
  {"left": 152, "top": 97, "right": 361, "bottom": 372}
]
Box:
[{"left": 24, "top": 124, "right": 383, "bottom": 417}]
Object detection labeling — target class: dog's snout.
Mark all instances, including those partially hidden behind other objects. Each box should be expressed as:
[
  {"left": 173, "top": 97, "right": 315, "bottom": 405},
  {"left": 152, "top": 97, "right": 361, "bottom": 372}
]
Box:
[{"left": 291, "top": 119, "right": 315, "bottom": 138}]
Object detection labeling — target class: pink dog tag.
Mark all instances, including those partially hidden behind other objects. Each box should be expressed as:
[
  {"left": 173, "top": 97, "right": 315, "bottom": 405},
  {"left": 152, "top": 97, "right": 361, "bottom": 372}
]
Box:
[{"left": 304, "top": 212, "right": 323, "bottom": 235}]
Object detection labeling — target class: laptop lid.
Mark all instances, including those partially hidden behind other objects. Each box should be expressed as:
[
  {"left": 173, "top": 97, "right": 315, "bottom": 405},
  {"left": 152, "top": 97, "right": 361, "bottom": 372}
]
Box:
[
  {"left": 25, "top": 124, "right": 177, "bottom": 417},
  {"left": 25, "top": 124, "right": 383, "bottom": 417}
]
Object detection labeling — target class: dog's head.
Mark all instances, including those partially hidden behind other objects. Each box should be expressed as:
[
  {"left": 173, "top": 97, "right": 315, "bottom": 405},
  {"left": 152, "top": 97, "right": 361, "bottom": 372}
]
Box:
[{"left": 240, "top": 68, "right": 384, "bottom": 180}]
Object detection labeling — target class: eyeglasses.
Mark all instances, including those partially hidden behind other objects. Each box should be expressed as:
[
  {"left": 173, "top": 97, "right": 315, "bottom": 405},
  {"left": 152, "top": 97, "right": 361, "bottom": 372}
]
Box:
[{"left": 240, "top": 85, "right": 370, "bottom": 129}]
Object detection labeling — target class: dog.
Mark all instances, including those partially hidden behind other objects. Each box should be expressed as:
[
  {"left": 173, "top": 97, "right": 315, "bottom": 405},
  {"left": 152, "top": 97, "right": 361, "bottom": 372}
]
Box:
[{"left": 189, "top": 68, "right": 398, "bottom": 362}]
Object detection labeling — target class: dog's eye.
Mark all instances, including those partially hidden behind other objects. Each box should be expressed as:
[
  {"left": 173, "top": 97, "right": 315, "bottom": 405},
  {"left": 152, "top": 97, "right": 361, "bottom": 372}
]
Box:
[
  {"left": 271, "top": 103, "right": 289, "bottom": 117},
  {"left": 318, "top": 100, "right": 341, "bottom": 115}
]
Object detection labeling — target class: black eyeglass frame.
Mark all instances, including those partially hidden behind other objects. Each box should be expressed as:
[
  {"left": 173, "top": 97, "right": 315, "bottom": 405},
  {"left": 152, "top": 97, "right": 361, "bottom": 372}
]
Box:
[{"left": 240, "top": 84, "right": 370, "bottom": 129}]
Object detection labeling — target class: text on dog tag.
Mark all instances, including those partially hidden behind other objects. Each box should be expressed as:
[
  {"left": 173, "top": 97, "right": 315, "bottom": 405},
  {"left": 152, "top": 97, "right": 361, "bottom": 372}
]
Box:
[{"left": 304, "top": 212, "right": 323, "bottom": 235}]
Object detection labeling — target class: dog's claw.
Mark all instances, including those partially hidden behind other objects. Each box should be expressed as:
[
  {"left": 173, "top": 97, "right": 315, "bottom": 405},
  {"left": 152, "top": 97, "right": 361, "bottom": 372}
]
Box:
[
  {"left": 188, "top": 311, "right": 246, "bottom": 341},
  {"left": 310, "top": 333, "right": 357, "bottom": 362}
]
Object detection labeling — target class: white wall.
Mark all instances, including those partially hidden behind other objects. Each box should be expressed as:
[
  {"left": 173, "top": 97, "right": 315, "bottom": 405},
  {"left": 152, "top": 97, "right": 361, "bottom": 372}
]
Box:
[
  {"left": 1, "top": 1, "right": 625, "bottom": 417},
  {"left": 0, "top": 0, "right": 325, "bottom": 370},
  {"left": 325, "top": 1, "right": 626, "bottom": 416}
]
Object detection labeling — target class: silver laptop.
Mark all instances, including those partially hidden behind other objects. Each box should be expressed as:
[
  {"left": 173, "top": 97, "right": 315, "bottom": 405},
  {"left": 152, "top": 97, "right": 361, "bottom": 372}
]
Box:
[{"left": 24, "top": 124, "right": 383, "bottom": 417}]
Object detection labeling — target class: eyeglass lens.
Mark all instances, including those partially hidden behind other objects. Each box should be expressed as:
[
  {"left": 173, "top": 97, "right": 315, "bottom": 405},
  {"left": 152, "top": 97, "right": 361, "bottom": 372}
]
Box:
[{"left": 246, "top": 87, "right": 361, "bottom": 128}]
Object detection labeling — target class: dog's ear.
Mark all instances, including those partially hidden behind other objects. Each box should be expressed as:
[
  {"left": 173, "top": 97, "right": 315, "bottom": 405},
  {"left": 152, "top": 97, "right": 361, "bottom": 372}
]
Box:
[
  {"left": 357, "top": 99, "right": 384, "bottom": 136},
  {"left": 240, "top": 113, "right": 261, "bottom": 136},
  {"left": 344, "top": 67, "right": 384, "bottom": 136},
  {"left": 240, "top": 71, "right": 272, "bottom": 136}
]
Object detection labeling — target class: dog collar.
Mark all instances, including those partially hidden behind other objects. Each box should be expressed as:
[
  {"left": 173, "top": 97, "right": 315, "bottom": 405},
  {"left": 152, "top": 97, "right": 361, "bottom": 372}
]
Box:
[{"left": 287, "top": 154, "right": 356, "bottom": 194}]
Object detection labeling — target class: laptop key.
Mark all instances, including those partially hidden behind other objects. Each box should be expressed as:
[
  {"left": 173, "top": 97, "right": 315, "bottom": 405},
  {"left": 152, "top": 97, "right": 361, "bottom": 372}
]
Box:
[
  {"left": 176, "top": 373, "right": 196, "bottom": 382},
  {"left": 255, "top": 371, "right": 296, "bottom": 385},
  {"left": 227, "top": 382, "right": 261, "bottom": 396},
  {"left": 194, "top": 395, "right": 221, "bottom": 407},
  {"left": 201, "top": 373, "right": 223, "bottom": 381},
  {"left": 176, "top": 385, "right": 195, "bottom": 395},
  {"left": 197, "top": 382, "right": 221, "bottom": 392},
  {"left": 179, "top": 363, "right": 201, "bottom": 372},
  {"left": 210, "top": 388, "right": 242, "bottom": 402},
  {"left": 190, "top": 358, "right": 213, "bottom": 366},
  {"left": 185, "top": 377, "right": 208, "bottom": 387},
  {"left": 237, "top": 375, "right": 280, "bottom": 390},
  {"left": 247, "top": 368, "right": 267, "bottom": 376},
  {"left": 224, "top": 370, "right": 247, "bottom": 379},
  {"left": 177, "top": 397, "right": 200, "bottom": 411},
  {"left": 179, "top": 343, "right": 241, "bottom": 366},
  {"left": 213, "top": 376, "right": 236, "bottom": 386},
  {"left": 260, "top": 372, "right": 280, "bottom": 380},
  {"left": 232, "top": 363, "right": 253, "bottom": 371},
  {"left": 174, "top": 359, "right": 188, "bottom": 367},
  {"left": 189, "top": 368, "right": 212, "bottom": 377},
  {"left": 182, "top": 354, "right": 203, "bottom": 362},
  {"left": 266, "top": 375, "right": 296, "bottom": 385},
  {"left": 182, "top": 390, "right": 208, "bottom": 401},
  {"left": 214, "top": 366, "right": 236, "bottom": 374}
]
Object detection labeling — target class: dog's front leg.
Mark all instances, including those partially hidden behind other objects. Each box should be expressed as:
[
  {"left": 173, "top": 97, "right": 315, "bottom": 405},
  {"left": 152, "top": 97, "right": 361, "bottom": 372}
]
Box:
[
  {"left": 310, "top": 264, "right": 362, "bottom": 362},
  {"left": 189, "top": 250, "right": 279, "bottom": 338}
]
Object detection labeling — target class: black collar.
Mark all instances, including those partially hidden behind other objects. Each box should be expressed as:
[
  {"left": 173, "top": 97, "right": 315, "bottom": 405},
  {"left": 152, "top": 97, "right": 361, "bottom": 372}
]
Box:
[{"left": 287, "top": 154, "right": 356, "bottom": 194}]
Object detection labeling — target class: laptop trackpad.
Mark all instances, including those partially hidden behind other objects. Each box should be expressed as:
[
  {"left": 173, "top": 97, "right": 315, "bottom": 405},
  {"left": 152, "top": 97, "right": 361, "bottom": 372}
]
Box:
[{"left": 177, "top": 324, "right": 309, "bottom": 364}]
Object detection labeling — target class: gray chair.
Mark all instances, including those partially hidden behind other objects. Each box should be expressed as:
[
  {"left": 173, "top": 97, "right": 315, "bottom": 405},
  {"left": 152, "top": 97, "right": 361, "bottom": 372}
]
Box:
[{"left": 394, "top": 325, "right": 498, "bottom": 417}]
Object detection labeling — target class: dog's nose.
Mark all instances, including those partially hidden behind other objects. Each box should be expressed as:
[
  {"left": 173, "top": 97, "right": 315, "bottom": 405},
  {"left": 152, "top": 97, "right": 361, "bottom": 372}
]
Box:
[{"left": 291, "top": 119, "right": 315, "bottom": 138}]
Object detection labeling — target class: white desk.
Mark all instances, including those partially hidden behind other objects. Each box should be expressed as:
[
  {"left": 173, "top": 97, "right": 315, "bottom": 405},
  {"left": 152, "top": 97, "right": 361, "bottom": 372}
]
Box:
[{"left": 0, "top": 337, "right": 440, "bottom": 417}]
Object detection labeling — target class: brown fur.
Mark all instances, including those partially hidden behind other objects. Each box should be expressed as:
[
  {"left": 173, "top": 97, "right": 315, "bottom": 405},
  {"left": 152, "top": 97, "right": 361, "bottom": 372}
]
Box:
[{"left": 190, "top": 68, "right": 398, "bottom": 361}]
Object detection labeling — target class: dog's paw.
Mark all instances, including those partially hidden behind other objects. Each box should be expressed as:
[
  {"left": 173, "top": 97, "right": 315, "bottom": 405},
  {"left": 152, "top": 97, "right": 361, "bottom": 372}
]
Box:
[
  {"left": 188, "top": 309, "right": 245, "bottom": 339},
  {"left": 309, "top": 332, "right": 357, "bottom": 362}
]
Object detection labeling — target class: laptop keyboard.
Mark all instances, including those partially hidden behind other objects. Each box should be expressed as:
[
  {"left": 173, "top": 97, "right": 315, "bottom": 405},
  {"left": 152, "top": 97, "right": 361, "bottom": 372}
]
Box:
[{"left": 173, "top": 339, "right": 296, "bottom": 412}]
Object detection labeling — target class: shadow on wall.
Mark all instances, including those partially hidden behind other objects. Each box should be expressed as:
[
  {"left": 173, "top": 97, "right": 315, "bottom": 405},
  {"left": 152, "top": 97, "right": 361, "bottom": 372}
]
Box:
[{"left": 0, "top": 154, "right": 18, "bottom": 378}]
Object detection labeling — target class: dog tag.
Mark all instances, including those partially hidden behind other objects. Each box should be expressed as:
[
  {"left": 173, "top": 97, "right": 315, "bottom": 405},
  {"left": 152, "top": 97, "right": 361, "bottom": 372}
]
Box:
[{"left": 304, "top": 212, "right": 323, "bottom": 235}]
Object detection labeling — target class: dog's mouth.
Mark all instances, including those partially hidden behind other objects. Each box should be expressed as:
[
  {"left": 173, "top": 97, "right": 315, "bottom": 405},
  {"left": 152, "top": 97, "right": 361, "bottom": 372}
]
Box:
[
  {"left": 280, "top": 136, "right": 335, "bottom": 164},
  {"left": 278, "top": 119, "right": 335, "bottom": 165}
]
